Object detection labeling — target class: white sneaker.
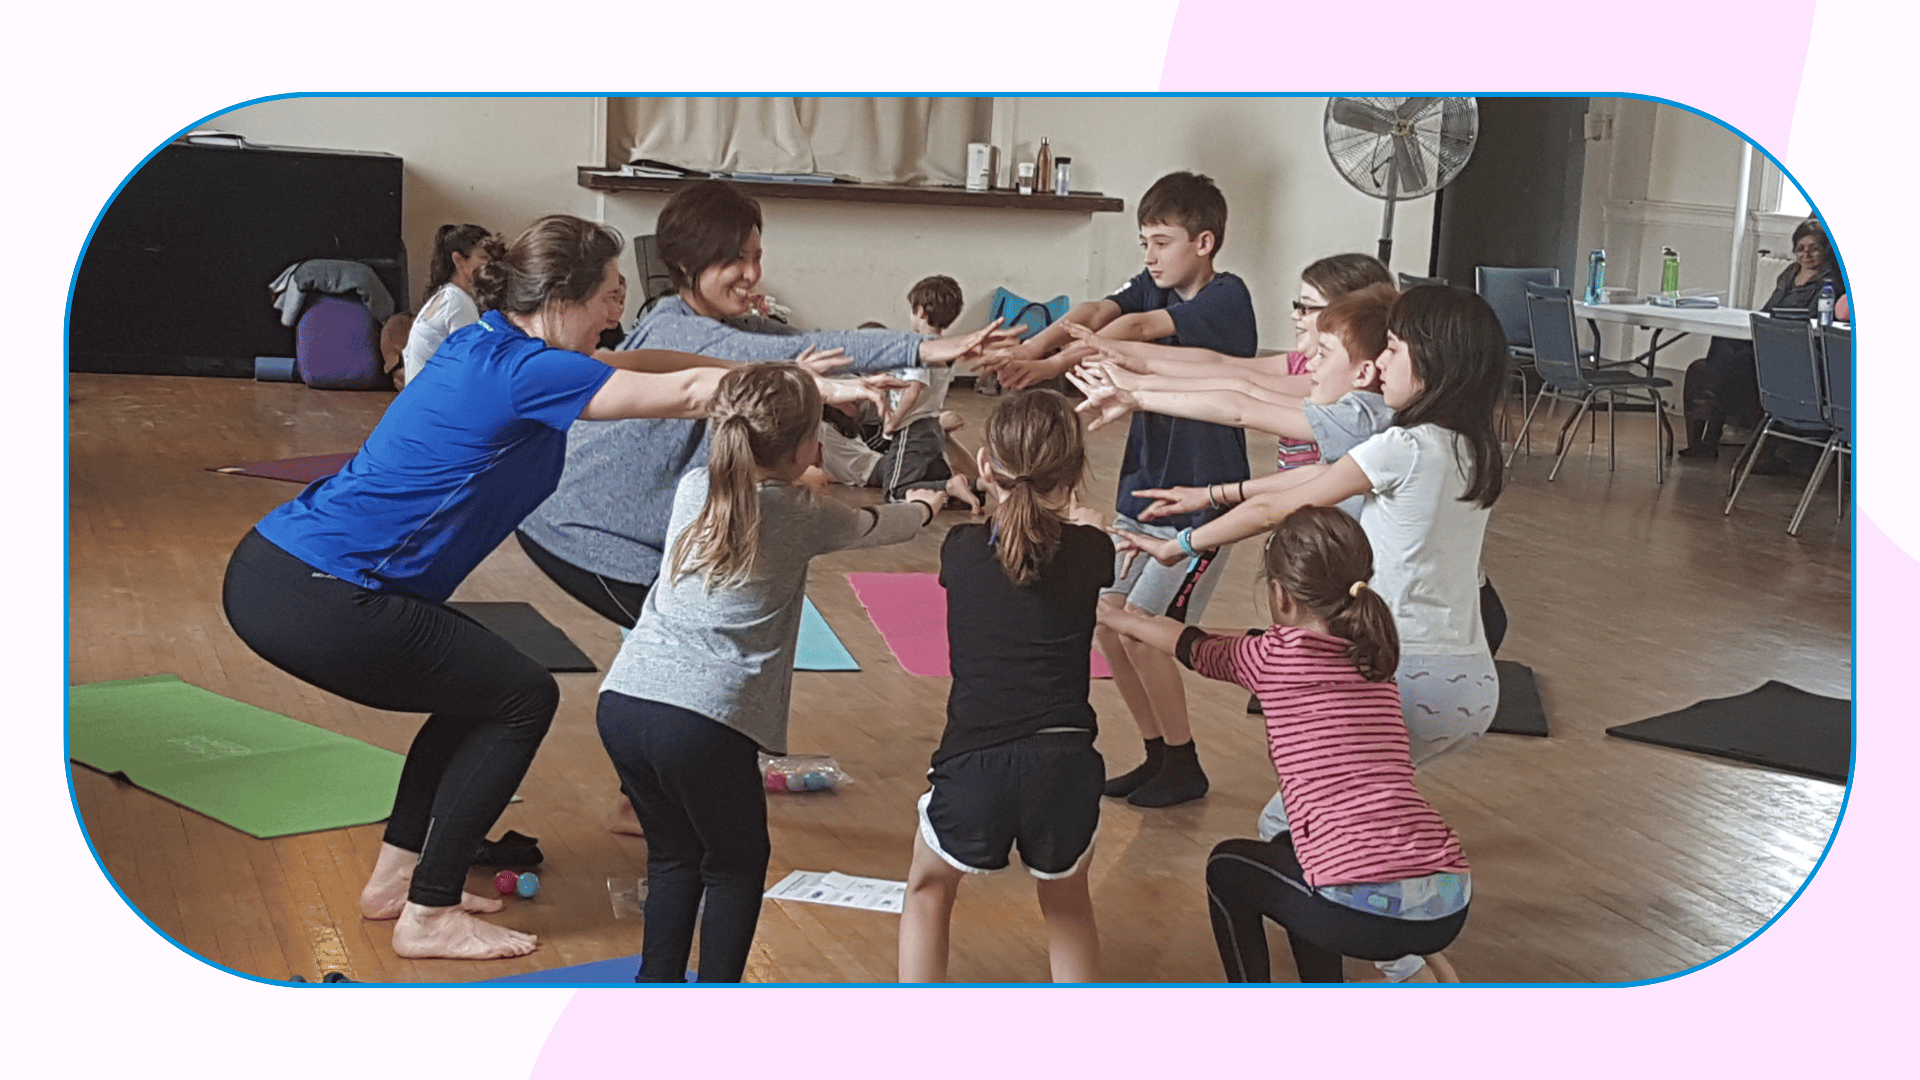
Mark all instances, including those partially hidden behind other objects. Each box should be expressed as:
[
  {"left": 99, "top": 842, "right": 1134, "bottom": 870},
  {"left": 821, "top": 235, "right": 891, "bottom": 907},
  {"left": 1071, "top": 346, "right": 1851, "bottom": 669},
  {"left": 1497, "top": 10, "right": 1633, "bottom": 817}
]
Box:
[{"left": 1377, "top": 954, "right": 1429, "bottom": 983}]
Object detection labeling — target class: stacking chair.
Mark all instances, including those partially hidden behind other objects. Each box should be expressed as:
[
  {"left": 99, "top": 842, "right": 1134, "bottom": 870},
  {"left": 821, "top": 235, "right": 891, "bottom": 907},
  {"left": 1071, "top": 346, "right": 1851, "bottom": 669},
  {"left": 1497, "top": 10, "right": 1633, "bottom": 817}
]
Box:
[
  {"left": 1477, "top": 267, "right": 1560, "bottom": 456},
  {"left": 1523, "top": 284, "right": 1674, "bottom": 482},
  {"left": 1725, "top": 314, "right": 1833, "bottom": 523},
  {"left": 1786, "top": 325, "right": 1852, "bottom": 535}
]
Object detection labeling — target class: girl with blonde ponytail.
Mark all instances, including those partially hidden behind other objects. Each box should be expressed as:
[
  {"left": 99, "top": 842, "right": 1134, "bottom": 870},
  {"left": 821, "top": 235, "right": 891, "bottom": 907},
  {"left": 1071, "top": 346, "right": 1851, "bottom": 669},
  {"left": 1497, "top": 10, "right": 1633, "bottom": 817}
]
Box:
[
  {"left": 899, "top": 390, "right": 1114, "bottom": 983},
  {"left": 597, "top": 362, "right": 944, "bottom": 983},
  {"left": 1098, "top": 505, "right": 1470, "bottom": 983}
]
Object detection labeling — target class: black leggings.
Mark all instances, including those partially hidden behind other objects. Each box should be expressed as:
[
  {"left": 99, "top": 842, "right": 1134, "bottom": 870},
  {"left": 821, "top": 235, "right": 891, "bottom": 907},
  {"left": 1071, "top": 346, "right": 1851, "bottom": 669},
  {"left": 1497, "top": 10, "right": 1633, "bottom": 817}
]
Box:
[
  {"left": 221, "top": 529, "right": 559, "bottom": 907},
  {"left": 1205, "top": 836, "right": 1468, "bottom": 983},
  {"left": 515, "top": 530, "right": 651, "bottom": 629},
  {"left": 1683, "top": 337, "right": 1761, "bottom": 451},
  {"left": 597, "top": 692, "right": 769, "bottom": 983}
]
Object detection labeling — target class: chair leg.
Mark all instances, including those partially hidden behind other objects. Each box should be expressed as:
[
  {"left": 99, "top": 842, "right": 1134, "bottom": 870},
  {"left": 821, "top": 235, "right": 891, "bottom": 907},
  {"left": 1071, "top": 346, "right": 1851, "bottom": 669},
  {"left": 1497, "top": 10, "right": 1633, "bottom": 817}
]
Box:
[
  {"left": 1837, "top": 449, "right": 1849, "bottom": 523},
  {"left": 1650, "top": 389, "right": 1667, "bottom": 485},
  {"left": 1790, "top": 439, "right": 1837, "bottom": 536},
  {"left": 1606, "top": 395, "right": 1616, "bottom": 473},
  {"left": 1724, "top": 421, "right": 1776, "bottom": 516},
  {"left": 1505, "top": 383, "right": 1550, "bottom": 468},
  {"left": 1550, "top": 396, "right": 1592, "bottom": 482}
]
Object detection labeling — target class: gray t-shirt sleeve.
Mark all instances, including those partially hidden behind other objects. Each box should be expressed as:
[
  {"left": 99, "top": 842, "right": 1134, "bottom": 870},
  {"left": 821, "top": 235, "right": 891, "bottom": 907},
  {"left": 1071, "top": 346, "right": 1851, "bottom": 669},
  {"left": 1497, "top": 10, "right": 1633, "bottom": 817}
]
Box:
[{"left": 1303, "top": 391, "right": 1395, "bottom": 463}]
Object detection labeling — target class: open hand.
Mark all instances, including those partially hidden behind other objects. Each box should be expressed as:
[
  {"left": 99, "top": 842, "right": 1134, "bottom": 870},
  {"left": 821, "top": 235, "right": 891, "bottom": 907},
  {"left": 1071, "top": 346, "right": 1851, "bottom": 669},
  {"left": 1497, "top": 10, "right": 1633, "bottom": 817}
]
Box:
[
  {"left": 1064, "top": 364, "right": 1140, "bottom": 431},
  {"left": 903, "top": 487, "right": 945, "bottom": 521},
  {"left": 1110, "top": 525, "right": 1184, "bottom": 568},
  {"left": 1063, "top": 322, "right": 1152, "bottom": 374},
  {"left": 795, "top": 347, "right": 851, "bottom": 376},
  {"left": 1132, "top": 486, "right": 1211, "bottom": 522},
  {"left": 923, "top": 319, "right": 1022, "bottom": 366}
]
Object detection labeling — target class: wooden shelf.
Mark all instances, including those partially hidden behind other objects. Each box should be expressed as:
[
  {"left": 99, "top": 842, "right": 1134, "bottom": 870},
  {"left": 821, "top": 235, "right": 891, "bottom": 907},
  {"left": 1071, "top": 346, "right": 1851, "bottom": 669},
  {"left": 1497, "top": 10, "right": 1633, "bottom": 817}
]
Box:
[{"left": 578, "top": 168, "right": 1125, "bottom": 213}]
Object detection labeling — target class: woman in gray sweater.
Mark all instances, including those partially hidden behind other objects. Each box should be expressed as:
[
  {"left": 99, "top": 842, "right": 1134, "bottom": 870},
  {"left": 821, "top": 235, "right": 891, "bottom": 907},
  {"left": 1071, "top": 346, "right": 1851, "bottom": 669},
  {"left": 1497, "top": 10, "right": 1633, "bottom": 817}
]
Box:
[{"left": 516, "top": 180, "right": 1001, "bottom": 629}]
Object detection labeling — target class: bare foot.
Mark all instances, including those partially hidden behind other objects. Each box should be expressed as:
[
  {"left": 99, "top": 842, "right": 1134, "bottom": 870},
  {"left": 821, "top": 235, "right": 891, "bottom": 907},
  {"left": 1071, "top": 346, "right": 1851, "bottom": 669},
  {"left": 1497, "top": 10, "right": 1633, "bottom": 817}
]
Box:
[
  {"left": 607, "top": 796, "right": 646, "bottom": 837},
  {"left": 937, "top": 409, "right": 965, "bottom": 432},
  {"left": 359, "top": 843, "right": 507, "bottom": 919},
  {"left": 391, "top": 902, "right": 537, "bottom": 960}
]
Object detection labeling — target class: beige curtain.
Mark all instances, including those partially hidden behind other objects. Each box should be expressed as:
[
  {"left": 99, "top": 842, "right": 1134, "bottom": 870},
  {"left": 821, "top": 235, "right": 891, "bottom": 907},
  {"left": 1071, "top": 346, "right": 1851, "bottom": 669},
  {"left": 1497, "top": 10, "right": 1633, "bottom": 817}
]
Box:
[{"left": 611, "top": 97, "right": 986, "bottom": 185}]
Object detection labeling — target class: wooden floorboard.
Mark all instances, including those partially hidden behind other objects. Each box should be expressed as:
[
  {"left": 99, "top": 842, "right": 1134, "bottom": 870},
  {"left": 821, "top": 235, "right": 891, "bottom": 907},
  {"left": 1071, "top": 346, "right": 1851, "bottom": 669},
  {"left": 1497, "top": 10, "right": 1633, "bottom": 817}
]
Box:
[{"left": 66, "top": 373, "right": 1850, "bottom": 984}]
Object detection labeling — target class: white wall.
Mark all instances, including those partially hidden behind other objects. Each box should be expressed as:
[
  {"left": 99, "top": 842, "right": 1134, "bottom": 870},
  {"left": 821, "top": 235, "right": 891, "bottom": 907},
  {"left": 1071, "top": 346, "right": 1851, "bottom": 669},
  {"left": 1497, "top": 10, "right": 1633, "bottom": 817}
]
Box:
[
  {"left": 188, "top": 96, "right": 1436, "bottom": 348},
  {"left": 204, "top": 97, "right": 602, "bottom": 309},
  {"left": 1577, "top": 99, "right": 1819, "bottom": 375}
]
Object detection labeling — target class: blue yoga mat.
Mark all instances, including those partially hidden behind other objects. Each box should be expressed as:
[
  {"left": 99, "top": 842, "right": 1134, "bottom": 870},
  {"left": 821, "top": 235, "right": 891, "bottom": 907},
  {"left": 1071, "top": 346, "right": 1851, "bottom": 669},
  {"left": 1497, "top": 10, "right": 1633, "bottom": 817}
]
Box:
[
  {"left": 480, "top": 954, "right": 695, "bottom": 985},
  {"left": 620, "top": 598, "right": 855, "bottom": 671},
  {"left": 797, "top": 598, "right": 858, "bottom": 671}
]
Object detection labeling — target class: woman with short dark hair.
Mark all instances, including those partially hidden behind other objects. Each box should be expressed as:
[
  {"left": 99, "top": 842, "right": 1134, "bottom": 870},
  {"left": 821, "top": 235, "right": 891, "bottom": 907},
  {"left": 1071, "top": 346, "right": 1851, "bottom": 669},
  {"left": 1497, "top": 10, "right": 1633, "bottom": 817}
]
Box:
[{"left": 1679, "top": 219, "right": 1845, "bottom": 460}]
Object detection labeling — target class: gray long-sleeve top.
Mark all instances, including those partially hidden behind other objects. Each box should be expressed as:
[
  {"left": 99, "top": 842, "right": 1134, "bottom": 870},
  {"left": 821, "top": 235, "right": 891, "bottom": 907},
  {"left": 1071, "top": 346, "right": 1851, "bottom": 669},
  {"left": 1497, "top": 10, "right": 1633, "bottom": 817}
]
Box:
[
  {"left": 516, "top": 295, "right": 926, "bottom": 586},
  {"left": 600, "top": 470, "right": 928, "bottom": 752}
]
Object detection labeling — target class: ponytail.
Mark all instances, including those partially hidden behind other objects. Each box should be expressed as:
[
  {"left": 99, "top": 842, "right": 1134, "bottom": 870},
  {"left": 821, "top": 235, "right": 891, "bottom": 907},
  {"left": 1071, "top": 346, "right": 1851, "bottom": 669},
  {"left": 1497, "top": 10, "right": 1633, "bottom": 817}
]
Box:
[
  {"left": 1324, "top": 582, "right": 1400, "bottom": 683},
  {"left": 426, "top": 223, "right": 493, "bottom": 296},
  {"left": 1262, "top": 506, "right": 1400, "bottom": 682},
  {"left": 667, "top": 364, "right": 821, "bottom": 589},
  {"left": 982, "top": 390, "right": 1086, "bottom": 587}
]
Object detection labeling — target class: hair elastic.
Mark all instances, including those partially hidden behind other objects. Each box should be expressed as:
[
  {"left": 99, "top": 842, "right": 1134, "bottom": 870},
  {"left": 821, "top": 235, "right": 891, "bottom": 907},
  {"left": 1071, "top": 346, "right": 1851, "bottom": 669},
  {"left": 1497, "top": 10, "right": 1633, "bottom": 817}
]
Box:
[{"left": 1348, "top": 580, "right": 1368, "bottom": 598}]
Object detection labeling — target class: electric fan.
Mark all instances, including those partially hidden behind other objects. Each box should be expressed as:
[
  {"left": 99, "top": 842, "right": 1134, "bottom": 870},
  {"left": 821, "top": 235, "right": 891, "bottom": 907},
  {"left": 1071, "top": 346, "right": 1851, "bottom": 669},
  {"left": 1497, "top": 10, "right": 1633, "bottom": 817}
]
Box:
[{"left": 1323, "top": 97, "right": 1480, "bottom": 264}]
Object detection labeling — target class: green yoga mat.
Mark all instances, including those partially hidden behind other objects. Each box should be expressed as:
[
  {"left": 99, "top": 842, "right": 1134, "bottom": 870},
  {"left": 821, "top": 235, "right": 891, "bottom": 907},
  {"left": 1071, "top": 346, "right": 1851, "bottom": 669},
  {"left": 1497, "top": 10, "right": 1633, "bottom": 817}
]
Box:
[{"left": 68, "top": 674, "right": 404, "bottom": 839}]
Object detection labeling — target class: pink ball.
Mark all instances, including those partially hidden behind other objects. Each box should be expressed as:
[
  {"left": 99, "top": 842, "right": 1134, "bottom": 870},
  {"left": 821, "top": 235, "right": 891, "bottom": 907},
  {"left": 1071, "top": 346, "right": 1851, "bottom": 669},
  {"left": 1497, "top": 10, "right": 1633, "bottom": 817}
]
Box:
[{"left": 494, "top": 870, "right": 519, "bottom": 895}]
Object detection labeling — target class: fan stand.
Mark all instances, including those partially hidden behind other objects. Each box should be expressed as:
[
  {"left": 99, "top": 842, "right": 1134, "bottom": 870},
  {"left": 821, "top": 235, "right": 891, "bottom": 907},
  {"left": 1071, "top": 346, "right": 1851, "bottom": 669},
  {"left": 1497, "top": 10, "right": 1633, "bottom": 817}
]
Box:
[{"left": 1377, "top": 169, "right": 1399, "bottom": 265}]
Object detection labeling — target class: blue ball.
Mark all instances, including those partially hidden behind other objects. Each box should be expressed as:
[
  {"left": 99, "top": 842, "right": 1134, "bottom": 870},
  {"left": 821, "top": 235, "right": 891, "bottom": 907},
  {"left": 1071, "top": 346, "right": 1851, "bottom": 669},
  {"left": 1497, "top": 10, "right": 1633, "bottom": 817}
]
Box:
[{"left": 516, "top": 872, "right": 540, "bottom": 898}]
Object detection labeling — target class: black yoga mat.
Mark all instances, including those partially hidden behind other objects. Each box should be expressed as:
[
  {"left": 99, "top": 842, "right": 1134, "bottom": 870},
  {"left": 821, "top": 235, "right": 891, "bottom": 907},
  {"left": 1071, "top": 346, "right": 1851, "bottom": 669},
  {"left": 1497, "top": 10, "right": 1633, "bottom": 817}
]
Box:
[
  {"left": 1605, "top": 681, "right": 1851, "bottom": 783},
  {"left": 448, "top": 602, "right": 596, "bottom": 673},
  {"left": 1489, "top": 661, "right": 1548, "bottom": 737}
]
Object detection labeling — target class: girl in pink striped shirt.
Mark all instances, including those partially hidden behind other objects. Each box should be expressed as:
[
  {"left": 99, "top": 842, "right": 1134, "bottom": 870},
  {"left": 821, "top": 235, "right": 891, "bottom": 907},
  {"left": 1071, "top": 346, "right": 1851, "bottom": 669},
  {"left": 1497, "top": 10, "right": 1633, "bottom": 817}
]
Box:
[{"left": 1098, "top": 505, "right": 1469, "bottom": 982}]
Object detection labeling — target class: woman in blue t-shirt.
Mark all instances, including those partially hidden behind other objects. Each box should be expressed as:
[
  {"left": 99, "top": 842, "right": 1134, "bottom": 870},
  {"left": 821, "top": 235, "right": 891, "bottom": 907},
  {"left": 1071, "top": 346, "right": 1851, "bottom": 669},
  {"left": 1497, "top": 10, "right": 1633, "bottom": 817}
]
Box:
[{"left": 220, "top": 214, "right": 881, "bottom": 962}]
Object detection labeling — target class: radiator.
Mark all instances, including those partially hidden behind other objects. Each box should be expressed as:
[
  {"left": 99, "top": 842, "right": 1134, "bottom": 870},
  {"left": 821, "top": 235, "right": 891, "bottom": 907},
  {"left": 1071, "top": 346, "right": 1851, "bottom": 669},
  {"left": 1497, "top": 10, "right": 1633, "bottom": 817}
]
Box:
[{"left": 1752, "top": 254, "right": 1793, "bottom": 308}]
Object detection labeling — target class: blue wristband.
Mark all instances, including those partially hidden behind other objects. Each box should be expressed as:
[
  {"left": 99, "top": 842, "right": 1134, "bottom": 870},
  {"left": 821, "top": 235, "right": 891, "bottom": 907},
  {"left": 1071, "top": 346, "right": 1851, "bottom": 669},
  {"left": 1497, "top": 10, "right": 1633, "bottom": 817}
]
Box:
[{"left": 1177, "top": 527, "right": 1199, "bottom": 558}]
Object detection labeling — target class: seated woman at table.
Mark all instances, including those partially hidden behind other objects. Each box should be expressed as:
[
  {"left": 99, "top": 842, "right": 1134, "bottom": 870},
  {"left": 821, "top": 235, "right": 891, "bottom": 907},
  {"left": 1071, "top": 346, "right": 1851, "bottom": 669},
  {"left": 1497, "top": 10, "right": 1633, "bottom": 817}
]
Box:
[{"left": 1679, "top": 219, "right": 1845, "bottom": 461}]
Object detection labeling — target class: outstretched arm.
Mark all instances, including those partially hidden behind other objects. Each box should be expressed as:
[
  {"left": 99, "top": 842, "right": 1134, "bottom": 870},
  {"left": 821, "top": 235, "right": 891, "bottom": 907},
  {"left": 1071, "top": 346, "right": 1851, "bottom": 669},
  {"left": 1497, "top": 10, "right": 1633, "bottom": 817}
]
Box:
[
  {"left": 1113, "top": 457, "right": 1372, "bottom": 565},
  {"left": 1071, "top": 364, "right": 1315, "bottom": 441},
  {"left": 580, "top": 366, "right": 727, "bottom": 421}
]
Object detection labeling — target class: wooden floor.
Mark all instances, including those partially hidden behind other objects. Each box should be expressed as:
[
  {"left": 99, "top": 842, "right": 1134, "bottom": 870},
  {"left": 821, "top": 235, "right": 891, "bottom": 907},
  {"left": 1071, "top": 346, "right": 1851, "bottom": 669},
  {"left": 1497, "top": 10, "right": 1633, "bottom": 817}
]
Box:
[{"left": 67, "top": 373, "right": 1852, "bottom": 984}]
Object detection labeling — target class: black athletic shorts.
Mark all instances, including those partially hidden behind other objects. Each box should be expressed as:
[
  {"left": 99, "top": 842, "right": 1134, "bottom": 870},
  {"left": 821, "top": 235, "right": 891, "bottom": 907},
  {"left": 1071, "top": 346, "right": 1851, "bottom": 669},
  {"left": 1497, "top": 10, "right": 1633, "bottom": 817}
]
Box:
[{"left": 917, "top": 730, "right": 1103, "bottom": 878}]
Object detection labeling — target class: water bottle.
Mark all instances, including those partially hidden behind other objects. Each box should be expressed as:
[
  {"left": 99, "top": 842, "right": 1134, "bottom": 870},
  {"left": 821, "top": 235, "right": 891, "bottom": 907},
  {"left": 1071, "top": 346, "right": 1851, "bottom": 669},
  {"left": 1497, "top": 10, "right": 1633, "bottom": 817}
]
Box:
[
  {"left": 1817, "top": 282, "right": 1836, "bottom": 327},
  {"left": 1660, "top": 247, "right": 1680, "bottom": 299},
  {"left": 1034, "top": 137, "right": 1054, "bottom": 195},
  {"left": 1584, "top": 249, "right": 1607, "bottom": 305}
]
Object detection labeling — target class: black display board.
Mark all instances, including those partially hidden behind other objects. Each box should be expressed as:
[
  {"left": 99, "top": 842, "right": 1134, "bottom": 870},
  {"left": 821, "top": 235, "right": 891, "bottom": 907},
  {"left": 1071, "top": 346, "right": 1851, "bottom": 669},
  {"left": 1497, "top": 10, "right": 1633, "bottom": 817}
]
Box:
[{"left": 70, "top": 141, "right": 406, "bottom": 377}]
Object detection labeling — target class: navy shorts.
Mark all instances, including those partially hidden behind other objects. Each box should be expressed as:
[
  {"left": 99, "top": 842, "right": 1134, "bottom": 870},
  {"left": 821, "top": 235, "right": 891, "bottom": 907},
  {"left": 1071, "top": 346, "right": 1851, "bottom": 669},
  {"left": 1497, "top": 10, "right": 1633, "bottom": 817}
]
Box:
[{"left": 917, "top": 730, "right": 1104, "bottom": 878}]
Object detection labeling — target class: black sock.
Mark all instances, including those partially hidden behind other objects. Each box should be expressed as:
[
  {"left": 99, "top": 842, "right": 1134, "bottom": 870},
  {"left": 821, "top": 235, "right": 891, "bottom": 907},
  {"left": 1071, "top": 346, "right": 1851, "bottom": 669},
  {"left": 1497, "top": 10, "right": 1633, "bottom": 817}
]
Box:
[
  {"left": 1129, "top": 740, "right": 1209, "bottom": 807},
  {"left": 1104, "top": 737, "right": 1166, "bottom": 798}
]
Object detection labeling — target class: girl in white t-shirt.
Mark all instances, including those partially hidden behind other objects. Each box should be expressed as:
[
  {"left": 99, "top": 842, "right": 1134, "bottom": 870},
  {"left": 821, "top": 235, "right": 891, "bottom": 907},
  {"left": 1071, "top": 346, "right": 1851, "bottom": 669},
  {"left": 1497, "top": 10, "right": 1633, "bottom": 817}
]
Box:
[
  {"left": 401, "top": 223, "right": 493, "bottom": 386},
  {"left": 1120, "top": 285, "right": 1507, "bottom": 766}
]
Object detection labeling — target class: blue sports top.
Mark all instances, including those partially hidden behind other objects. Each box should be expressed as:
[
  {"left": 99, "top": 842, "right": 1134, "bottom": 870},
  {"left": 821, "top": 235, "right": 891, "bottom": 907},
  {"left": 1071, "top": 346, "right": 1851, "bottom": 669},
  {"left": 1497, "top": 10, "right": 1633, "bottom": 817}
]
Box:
[
  {"left": 1108, "top": 269, "right": 1258, "bottom": 528},
  {"left": 254, "top": 310, "right": 616, "bottom": 603}
]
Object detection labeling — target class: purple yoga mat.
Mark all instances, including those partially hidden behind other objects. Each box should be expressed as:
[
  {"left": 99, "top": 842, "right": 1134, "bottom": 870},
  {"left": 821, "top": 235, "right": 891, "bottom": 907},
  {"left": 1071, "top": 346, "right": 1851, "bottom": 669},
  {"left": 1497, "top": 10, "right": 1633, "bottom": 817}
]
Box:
[
  {"left": 845, "top": 572, "right": 1112, "bottom": 679},
  {"left": 210, "top": 452, "right": 356, "bottom": 484}
]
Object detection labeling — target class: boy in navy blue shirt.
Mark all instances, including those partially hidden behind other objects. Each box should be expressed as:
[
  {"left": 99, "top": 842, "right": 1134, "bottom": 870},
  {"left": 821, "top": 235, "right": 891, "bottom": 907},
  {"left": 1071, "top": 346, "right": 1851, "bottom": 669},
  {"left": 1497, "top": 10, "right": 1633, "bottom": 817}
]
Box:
[{"left": 981, "top": 171, "right": 1256, "bottom": 807}]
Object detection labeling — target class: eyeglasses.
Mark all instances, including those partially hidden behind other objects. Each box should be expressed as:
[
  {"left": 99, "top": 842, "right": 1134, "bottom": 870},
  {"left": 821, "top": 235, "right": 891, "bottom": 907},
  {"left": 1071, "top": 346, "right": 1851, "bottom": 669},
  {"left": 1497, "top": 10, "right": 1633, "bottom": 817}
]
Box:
[{"left": 1291, "top": 300, "right": 1328, "bottom": 315}]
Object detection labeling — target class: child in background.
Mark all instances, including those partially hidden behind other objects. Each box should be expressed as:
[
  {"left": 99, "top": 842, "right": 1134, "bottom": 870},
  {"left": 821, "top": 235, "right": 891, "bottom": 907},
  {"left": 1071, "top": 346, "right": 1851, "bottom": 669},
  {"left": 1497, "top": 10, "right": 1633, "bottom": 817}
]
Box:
[
  {"left": 400, "top": 223, "right": 492, "bottom": 386},
  {"left": 596, "top": 364, "right": 946, "bottom": 983},
  {"left": 980, "top": 171, "right": 1259, "bottom": 808},
  {"left": 1098, "top": 506, "right": 1470, "bottom": 983},
  {"left": 898, "top": 390, "right": 1112, "bottom": 982},
  {"left": 805, "top": 275, "right": 983, "bottom": 510}
]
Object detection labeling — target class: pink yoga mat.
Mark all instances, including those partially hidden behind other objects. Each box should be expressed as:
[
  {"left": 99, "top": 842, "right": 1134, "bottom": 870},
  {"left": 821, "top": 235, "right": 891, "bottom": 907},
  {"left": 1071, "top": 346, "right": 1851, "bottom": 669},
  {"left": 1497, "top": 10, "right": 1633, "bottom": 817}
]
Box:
[
  {"left": 845, "top": 572, "right": 1111, "bottom": 679},
  {"left": 210, "top": 452, "right": 356, "bottom": 484}
]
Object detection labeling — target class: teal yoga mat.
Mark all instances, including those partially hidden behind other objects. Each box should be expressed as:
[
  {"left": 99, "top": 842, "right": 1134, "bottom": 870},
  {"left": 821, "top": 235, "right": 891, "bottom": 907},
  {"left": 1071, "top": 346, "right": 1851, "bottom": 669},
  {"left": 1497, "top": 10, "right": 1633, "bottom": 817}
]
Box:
[
  {"left": 797, "top": 598, "right": 859, "bottom": 671},
  {"left": 68, "top": 674, "right": 404, "bottom": 839}
]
